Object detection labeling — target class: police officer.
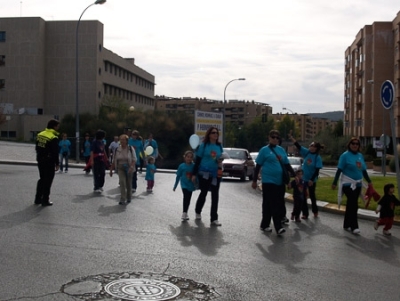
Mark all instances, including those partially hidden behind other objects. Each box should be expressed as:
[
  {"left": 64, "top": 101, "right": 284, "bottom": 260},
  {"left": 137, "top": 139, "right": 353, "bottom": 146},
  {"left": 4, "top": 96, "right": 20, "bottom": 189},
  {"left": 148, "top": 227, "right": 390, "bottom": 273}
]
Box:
[{"left": 34, "top": 119, "right": 60, "bottom": 206}]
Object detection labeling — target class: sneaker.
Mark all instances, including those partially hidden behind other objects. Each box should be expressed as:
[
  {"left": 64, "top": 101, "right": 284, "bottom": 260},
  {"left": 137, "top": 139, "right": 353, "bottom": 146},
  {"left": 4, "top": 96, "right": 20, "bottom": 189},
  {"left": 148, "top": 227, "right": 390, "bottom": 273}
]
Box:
[
  {"left": 181, "top": 212, "right": 189, "bottom": 221},
  {"left": 281, "top": 217, "right": 289, "bottom": 224},
  {"left": 277, "top": 228, "right": 286, "bottom": 235},
  {"left": 64, "top": 170, "right": 68, "bottom": 173},
  {"left": 211, "top": 220, "right": 222, "bottom": 226},
  {"left": 127, "top": 199, "right": 131, "bottom": 203},
  {"left": 94, "top": 188, "right": 101, "bottom": 193},
  {"left": 260, "top": 226, "right": 273, "bottom": 232},
  {"left": 345, "top": 227, "right": 352, "bottom": 232},
  {"left": 352, "top": 228, "right": 361, "bottom": 234},
  {"left": 132, "top": 189, "right": 136, "bottom": 193},
  {"left": 195, "top": 213, "right": 202, "bottom": 220},
  {"left": 119, "top": 201, "right": 126, "bottom": 205},
  {"left": 99, "top": 187, "right": 104, "bottom": 192},
  {"left": 301, "top": 215, "right": 308, "bottom": 220},
  {"left": 374, "top": 221, "right": 380, "bottom": 231},
  {"left": 383, "top": 230, "right": 392, "bottom": 236}
]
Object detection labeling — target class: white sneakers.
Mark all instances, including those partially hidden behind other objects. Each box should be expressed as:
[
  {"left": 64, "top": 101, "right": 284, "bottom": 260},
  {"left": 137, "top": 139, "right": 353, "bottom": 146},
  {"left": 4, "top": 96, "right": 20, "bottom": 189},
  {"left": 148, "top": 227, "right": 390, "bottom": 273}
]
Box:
[
  {"left": 181, "top": 212, "right": 189, "bottom": 221},
  {"left": 352, "top": 228, "right": 360, "bottom": 234},
  {"left": 260, "top": 227, "right": 273, "bottom": 232},
  {"left": 211, "top": 220, "right": 222, "bottom": 226},
  {"left": 195, "top": 214, "right": 202, "bottom": 220}
]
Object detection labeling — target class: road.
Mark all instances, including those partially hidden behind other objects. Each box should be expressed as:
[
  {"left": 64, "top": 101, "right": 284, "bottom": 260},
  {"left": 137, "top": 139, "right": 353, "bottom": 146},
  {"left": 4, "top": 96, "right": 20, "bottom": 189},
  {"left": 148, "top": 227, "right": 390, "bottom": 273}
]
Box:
[{"left": 0, "top": 164, "right": 399, "bottom": 301}]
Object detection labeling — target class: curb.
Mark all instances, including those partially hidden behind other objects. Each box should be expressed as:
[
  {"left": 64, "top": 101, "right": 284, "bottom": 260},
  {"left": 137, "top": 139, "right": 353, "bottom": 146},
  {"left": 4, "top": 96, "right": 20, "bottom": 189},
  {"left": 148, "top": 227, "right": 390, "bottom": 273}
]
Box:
[{"left": 284, "top": 193, "right": 400, "bottom": 225}]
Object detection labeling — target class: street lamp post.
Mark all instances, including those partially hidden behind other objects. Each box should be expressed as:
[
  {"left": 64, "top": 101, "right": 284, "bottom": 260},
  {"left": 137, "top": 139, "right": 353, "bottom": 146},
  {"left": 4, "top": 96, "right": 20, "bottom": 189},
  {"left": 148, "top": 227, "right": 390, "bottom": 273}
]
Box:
[
  {"left": 223, "top": 78, "right": 245, "bottom": 146},
  {"left": 75, "top": 0, "right": 106, "bottom": 163}
]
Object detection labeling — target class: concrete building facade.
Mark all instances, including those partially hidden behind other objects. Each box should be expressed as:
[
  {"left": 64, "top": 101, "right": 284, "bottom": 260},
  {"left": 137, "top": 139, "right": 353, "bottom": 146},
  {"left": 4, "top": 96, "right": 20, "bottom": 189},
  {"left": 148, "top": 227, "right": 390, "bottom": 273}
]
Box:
[
  {"left": 344, "top": 11, "right": 400, "bottom": 146},
  {"left": 155, "top": 95, "right": 273, "bottom": 127},
  {"left": 0, "top": 17, "right": 155, "bottom": 141}
]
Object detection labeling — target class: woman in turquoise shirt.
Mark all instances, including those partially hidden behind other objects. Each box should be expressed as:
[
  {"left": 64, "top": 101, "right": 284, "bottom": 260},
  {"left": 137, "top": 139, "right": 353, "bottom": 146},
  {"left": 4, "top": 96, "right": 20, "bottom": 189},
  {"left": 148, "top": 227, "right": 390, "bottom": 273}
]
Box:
[
  {"left": 191, "top": 127, "right": 223, "bottom": 226},
  {"left": 332, "top": 137, "right": 373, "bottom": 235}
]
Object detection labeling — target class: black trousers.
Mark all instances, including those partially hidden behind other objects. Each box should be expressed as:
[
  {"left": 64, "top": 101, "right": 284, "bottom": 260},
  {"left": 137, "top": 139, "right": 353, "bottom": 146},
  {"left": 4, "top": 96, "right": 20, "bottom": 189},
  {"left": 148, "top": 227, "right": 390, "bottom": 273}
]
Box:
[
  {"left": 342, "top": 185, "right": 361, "bottom": 230},
  {"left": 195, "top": 174, "right": 221, "bottom": 222},
  {"left": 302, "top": 182, "right": 318, "bottom": 216},
  {"left": 93, "top": 160, "right": 106, "bottom": 189},
  {"left": 35, "top": 160, "right": 55, "bottom": 203},
  {"left": 260, "top": 183, "right": 285, "bottom": 232},
  {"left": 182, "top": 188, "right": 193, "bottom": 213}
]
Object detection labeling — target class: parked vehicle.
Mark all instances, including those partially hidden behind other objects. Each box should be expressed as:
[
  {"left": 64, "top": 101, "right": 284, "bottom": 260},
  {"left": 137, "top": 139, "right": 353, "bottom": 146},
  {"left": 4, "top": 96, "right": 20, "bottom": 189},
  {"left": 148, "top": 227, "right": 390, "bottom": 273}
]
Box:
[
  {"left": 222, "top": 148, "right": 255, "bottom": 181},
  {"left": 250, "top": 152, "right": 258, "bottom": 161},
  {"left": 288, "top": 156, "right": 303, "bottom": 172}
]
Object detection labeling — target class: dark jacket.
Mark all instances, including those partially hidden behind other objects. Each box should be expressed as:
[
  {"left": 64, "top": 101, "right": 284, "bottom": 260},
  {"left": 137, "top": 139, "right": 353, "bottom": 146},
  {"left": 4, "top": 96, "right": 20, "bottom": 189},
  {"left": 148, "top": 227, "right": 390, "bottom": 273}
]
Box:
[
  {"left": 378, "top": 194, "right": 400, "bottom": 218},
  {"left": 36, "top": 128, "right": 60, "bottom": 165}
]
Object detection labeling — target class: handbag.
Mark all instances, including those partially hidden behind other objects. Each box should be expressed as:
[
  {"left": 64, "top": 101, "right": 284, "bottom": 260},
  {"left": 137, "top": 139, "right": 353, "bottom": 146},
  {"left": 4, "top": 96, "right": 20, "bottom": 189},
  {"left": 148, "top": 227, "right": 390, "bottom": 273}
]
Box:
[{"left": 269, "top": 145, "right": 290, "bottom": 185}]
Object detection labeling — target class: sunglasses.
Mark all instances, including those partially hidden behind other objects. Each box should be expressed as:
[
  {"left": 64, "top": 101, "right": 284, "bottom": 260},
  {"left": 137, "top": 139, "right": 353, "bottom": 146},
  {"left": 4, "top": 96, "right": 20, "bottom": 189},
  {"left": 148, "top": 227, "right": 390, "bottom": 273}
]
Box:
[
  {"left": 270, "top": 136, "right": 280, "bottom": 139},
  {"left": 210, "top": 131, "right": 218, "bottom": 134}
]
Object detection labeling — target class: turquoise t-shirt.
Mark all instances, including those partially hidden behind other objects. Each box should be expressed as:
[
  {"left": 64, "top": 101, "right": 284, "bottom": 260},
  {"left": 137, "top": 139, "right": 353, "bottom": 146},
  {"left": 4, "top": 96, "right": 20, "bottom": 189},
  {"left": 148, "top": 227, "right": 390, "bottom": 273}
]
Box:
[
  {"left": 337, "top": 151, "right": 366, "bottom": 186},
  {"left": 129, "top": 138, "right": 144, "bottom": 166},
  {"left": 299, "top": 146, "right": 323, "bottom": 182},
  {"left": 59, "top": 139, "right": 71, "bottom": 155},
  {"left": 256, "top": 145, "right": 289, "bottom": 185},
  {"left": 174, "top": 162, "right": 195, "bottom": 191},
  {"left": 196, "top": 142, "right": 223, "bottom": 177}
]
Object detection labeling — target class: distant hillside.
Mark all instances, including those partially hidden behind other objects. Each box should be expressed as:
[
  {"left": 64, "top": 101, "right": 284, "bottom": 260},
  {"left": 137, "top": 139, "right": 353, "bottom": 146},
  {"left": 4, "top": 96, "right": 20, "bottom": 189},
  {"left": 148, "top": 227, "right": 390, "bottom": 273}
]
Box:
[{"left": 308, "top": 111, "right": 343, "bottom": 121}]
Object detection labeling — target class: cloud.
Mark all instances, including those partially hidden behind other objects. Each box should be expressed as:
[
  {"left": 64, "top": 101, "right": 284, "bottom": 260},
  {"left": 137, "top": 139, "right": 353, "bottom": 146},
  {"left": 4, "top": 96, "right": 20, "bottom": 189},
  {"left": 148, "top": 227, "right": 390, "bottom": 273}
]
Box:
[{"left": 1, "top": 0, "right": 400, "bottom": 113}]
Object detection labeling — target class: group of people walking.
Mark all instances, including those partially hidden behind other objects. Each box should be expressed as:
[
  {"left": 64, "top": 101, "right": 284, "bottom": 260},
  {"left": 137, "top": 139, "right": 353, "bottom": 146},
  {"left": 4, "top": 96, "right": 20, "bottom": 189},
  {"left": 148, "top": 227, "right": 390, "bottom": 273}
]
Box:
[{"left": 34, "top": 119, "right": 399, "bottom": 236}]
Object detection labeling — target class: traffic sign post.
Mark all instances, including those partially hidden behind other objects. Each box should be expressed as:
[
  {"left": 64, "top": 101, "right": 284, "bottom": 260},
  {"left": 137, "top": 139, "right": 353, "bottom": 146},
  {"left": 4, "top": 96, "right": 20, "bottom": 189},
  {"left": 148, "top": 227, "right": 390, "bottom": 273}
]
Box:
[{"left": 380, "top": 80, "right": 400, "bottom": 193}]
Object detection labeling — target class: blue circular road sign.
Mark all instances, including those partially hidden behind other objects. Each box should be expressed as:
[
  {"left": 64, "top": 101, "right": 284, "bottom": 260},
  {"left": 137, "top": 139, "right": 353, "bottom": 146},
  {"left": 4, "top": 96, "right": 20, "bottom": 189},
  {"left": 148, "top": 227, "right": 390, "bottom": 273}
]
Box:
[{"left": 380, "top": 80, "right": 395, "bottom": 110}]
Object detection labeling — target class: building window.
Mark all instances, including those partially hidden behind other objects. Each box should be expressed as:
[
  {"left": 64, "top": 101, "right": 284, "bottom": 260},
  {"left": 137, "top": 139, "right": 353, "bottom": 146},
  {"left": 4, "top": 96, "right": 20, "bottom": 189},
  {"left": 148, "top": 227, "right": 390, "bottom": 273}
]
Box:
[
  {"left": 0, "top": 79, "right": 5, "bottom": 90},
  {"left": 0, "top": 31, "right": 5, "bottom": 42},
  {"left": 0, "top": 55, "right": 4, "bottom": 66}
]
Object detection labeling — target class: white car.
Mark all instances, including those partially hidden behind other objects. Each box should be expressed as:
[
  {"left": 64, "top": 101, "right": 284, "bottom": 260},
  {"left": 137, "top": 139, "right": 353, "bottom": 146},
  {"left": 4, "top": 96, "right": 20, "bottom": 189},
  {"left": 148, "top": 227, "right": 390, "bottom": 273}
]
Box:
[
  {"left": 288, "top": 156, "right": 303, "bottom": 172},
  {"left": 250, "top": 152, "right": 258, "bottom": 161}
]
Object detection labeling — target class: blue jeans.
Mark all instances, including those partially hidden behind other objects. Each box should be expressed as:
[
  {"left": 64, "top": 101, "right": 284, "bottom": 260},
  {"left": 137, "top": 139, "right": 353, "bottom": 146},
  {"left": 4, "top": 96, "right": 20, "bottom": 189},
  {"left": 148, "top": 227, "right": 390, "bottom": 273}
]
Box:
[{"left": 59, "top": 153, "right": 69, "bottom": 171}]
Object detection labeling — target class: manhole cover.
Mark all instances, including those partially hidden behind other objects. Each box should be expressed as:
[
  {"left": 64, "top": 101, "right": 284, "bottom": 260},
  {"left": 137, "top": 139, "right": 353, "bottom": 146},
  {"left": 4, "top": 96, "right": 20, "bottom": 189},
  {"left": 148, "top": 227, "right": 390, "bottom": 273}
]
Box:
[
  {"left": 61, "top": 271, "right": 218, "bottom": 300},
  {"left": 104, "top": 278, "right": 181, "bottom": 300}
]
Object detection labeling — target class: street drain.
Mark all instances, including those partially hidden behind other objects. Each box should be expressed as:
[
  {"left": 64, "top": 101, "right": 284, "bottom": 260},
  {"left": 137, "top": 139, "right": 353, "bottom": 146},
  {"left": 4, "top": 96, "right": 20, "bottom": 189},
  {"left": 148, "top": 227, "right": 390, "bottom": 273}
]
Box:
[
  {"left": 104, "top": 278, "right": 180, "bottom": 300},
  {"left": 61, "top": 271, "right": 218, "bottom": 300}
]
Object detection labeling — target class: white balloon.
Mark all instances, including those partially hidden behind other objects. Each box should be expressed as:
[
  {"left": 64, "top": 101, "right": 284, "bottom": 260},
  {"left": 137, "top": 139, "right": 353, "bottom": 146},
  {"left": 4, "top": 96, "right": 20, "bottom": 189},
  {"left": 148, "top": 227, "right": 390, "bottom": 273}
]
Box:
[
  {"left": 145, "top": 146, "right": 154, "bottom": 156},
  {"left": 189, "top": 134, "right": 200, "bottom": 149}
]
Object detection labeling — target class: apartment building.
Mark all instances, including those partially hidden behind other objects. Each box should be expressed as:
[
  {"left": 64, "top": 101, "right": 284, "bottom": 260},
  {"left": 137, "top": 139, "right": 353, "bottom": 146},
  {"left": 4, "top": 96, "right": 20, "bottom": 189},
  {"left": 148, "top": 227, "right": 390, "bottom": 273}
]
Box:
[
  {"left": 344, "top": 11, "right": 400, "bottom": 146},
  {"left": 271, "top": 113, "right": 337, "bottom": 142},
  {"left": 155, "top": 96, "right": 336, "bottom": 141},
  {"left": 0, "top": 17, "right": 155, "bottom": 141},
  {"left": 155, "top": 95, "right": 272, "bottom": 126}
]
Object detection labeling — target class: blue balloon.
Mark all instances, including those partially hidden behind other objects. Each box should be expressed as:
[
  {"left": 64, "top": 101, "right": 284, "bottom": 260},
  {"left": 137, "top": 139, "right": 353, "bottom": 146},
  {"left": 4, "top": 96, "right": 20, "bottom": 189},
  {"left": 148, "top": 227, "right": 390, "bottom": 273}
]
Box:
[{"left": 189, "top": 134, "right": 200, "bottom": 149}]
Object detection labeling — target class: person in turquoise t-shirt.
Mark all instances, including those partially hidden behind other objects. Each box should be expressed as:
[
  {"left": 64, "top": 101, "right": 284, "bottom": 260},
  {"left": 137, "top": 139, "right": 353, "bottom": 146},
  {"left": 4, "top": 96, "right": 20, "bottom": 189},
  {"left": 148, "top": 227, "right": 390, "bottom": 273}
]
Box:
[
  {"left": 191, "top": 127, "right": 224, "bottom": 226},
  {"left": 251, "top": 129, "right": 294, "bottom": 236},
  {"left": 332, "top": 137, "right": 373, "bottom": 235},
  {"left": 58, "top": 133, "right": 71, "bottom": 173},
  {"left": 129, "top": 130, "right": 145, "bottom": 192},
  {"left": 81, "top": 133, "right": 92, "bottom": 174},
  {"left": 173, "top": 150, "right": 196, "bottom": 221},
  {"left": 289, "top": 134, "right": 324, "bottom": 218},
  {"left": 145, "top": 156, "right": 156, "bottom": 192}
]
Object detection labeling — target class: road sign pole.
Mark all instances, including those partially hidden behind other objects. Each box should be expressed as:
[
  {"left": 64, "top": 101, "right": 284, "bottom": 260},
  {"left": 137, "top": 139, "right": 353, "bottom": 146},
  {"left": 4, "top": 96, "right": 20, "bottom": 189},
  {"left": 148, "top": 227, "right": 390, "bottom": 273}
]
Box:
[{"left": 381, "top": 80, "right": 400, "bottom": 196}]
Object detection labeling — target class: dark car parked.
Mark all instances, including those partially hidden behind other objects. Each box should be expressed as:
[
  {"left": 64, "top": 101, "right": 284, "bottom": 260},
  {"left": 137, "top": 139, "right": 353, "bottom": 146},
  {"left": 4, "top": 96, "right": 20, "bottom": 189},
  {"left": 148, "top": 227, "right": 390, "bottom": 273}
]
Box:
[{"left": 222, "top": 148, "right": 255, "bottom": 181}]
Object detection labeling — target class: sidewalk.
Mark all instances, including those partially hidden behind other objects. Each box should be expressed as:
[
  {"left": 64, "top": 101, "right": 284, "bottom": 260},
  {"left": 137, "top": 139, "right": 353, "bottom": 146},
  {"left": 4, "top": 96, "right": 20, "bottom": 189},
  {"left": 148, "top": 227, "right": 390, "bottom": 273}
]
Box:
[{"left": 0, "top": 140, "right": 397, "bottom": 224}]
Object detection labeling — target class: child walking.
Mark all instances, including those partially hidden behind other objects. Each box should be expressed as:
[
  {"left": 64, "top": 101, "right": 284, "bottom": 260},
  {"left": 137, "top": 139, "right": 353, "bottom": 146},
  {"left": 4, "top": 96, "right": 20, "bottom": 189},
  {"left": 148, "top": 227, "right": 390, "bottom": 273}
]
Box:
[
  {"left": 374, "top": 183, "right": 400, "bottom": 236},
  {"left": 145, "top": 156, "right": 156, "bottom": 192},
  {"left": 288, "top": 169, "right": 307, "bottom": 222},
  {"left": 173, "top": 151, "right": 196, "bottom": 221}
]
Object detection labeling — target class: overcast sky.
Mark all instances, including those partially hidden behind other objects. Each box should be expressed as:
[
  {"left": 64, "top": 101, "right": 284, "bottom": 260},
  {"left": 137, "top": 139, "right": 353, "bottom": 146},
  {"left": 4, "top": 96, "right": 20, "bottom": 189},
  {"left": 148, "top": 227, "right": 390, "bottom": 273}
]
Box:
[{"left": 2, "top": 0, "right": 400, "bottom": 114}]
